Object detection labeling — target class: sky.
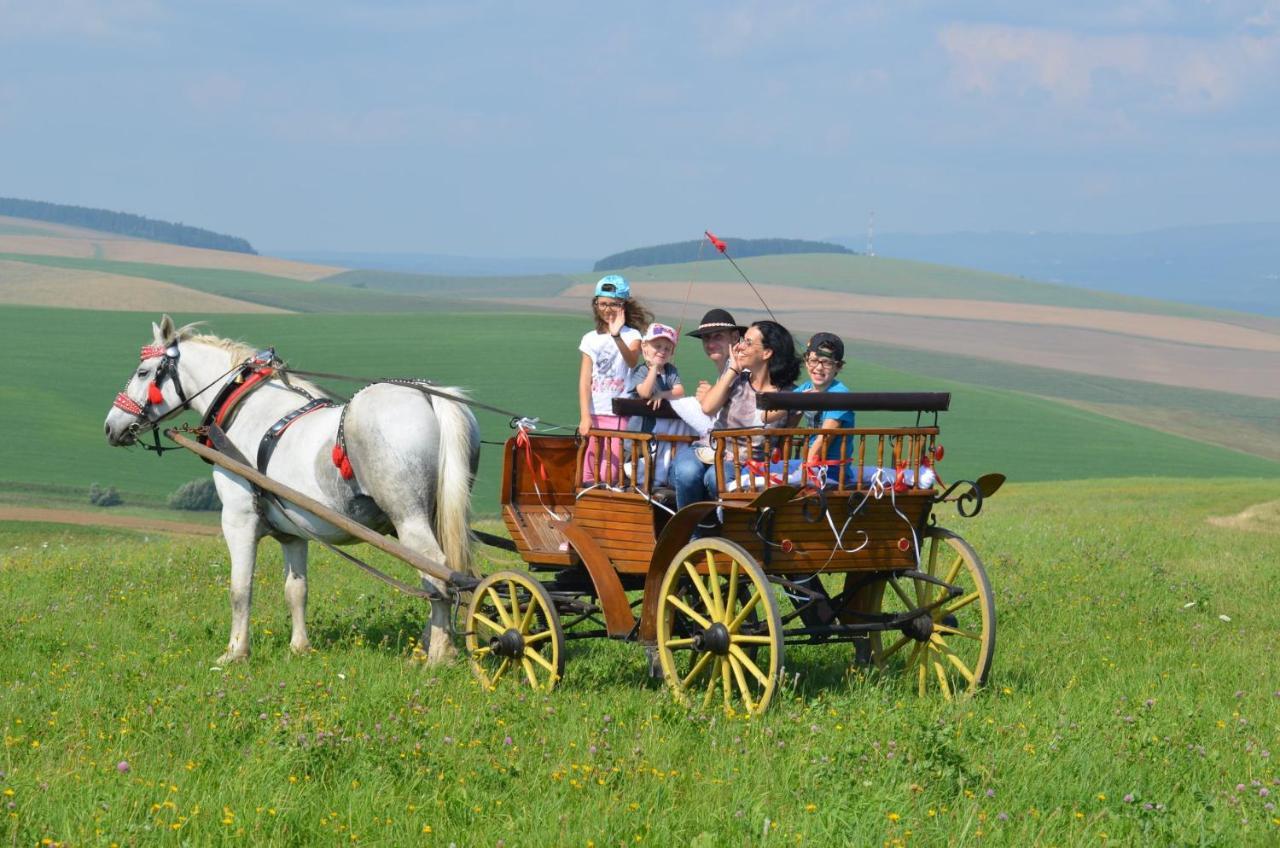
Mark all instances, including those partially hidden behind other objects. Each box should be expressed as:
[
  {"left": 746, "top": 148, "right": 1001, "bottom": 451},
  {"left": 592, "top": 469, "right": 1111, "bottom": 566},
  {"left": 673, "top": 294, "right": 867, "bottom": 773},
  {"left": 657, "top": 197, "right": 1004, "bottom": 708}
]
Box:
[{"left": 1, "top": 1, "right": 1278, "bottom": 257}]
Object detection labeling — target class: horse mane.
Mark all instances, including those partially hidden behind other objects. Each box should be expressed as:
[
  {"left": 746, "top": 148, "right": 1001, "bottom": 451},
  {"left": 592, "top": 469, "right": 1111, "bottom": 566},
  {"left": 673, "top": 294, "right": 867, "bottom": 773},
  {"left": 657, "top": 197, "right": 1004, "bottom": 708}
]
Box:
[{"left": 182, "top": 330, "right": 332, "bottom": 400}]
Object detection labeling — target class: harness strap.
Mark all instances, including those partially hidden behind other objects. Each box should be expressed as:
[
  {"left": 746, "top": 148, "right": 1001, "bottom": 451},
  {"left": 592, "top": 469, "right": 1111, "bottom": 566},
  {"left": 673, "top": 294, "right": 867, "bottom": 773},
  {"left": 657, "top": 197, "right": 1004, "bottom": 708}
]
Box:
[
  {"left": 256, "top": 398, "right": 334, "bottom": 474},
  {"left": 197, "top": 364, "right": 276, "bottom": 455}
]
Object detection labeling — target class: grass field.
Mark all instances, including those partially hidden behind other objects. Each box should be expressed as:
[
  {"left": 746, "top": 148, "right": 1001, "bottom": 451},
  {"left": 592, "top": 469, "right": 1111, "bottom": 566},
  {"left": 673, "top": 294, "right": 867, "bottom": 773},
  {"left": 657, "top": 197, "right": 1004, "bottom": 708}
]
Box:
[
  {"left": 1, "top": 478, "right": 1277, "bottom": 845},
  {"left": 2, "top": 306, "right": 1277, "bottom": 517}
]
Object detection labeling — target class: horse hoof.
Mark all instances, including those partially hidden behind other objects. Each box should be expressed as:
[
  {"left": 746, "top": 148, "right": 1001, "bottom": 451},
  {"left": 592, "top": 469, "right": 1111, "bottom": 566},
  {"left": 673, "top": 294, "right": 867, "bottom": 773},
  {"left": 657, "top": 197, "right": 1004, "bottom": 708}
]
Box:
[
  {"left": 290, "top": 641, "right": 313, "bottom": 656},
  {"left": 216, "top": 650, "right": 249, "bottom": 665}
]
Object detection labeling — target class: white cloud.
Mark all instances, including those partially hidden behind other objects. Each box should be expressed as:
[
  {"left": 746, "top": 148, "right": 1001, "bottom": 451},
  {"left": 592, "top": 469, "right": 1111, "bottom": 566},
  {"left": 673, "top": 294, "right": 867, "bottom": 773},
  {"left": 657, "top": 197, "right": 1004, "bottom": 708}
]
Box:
[
  {"left": 0, "top": 0, "right": 165, "bottom": 42},
  {"left": 939, "top": 22, "right": 1280, "bottom": 113}
]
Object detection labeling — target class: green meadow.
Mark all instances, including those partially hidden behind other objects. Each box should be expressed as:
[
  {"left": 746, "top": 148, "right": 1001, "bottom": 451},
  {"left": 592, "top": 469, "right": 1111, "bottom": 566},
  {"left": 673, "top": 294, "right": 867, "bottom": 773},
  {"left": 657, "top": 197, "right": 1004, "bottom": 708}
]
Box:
[
  {"left": 2, "top": 478, "right": 1278, "bottom": 846},
  {"left": 2, "top": 305, "right": 1277, "bottom": 514}
]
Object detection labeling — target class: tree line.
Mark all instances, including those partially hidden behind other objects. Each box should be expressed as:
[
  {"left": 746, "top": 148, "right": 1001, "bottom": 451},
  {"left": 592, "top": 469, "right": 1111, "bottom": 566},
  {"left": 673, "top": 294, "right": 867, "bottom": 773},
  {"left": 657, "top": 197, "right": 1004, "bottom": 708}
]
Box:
[
  {"left": 0, "top": 197, "right": 257, "bottom": 254},
  {"left": 594, "top": 237, "right": 854, "bottom": 272}
]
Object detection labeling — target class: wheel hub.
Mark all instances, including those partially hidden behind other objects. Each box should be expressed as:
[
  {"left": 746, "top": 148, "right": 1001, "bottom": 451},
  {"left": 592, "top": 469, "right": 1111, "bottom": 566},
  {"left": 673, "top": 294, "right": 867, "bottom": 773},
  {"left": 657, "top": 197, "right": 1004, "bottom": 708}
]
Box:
[
  {"left": 902, "top": 614, "right": 934, "bottom": 642},
  {"left": 693, "top": 622, "right": 732, "bottom": 655},
  {"left": 490, "top": 628, "right": 525, "bottom": 658}
]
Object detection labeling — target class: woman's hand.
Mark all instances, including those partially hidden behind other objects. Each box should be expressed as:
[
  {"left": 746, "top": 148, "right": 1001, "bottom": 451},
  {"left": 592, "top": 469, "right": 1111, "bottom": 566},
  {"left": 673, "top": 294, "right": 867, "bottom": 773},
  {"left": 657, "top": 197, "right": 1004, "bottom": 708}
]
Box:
[{"left": 578, "top": 415, "right": 592, "bottom": 437}]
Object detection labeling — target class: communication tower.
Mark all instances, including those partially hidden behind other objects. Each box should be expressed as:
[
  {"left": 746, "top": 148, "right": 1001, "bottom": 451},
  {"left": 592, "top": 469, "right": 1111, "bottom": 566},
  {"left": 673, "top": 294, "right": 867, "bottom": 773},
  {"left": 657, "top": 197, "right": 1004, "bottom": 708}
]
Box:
[{"left": 866, "top": 211, "right": 876, "bottom": 257}]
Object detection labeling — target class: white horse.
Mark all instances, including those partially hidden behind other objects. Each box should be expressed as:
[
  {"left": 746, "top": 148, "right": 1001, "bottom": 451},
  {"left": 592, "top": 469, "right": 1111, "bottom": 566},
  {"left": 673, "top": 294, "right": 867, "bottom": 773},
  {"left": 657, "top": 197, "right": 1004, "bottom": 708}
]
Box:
[{"left": 103, "top": 315, "right": 479, "bottom": 664}]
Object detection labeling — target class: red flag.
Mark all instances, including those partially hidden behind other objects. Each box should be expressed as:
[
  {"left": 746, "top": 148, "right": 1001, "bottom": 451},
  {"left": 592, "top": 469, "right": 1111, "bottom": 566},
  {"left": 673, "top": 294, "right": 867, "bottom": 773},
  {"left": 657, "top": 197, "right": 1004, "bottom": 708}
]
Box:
[{"left": 704, "top": 230, "right": 727, "bottom": 253}]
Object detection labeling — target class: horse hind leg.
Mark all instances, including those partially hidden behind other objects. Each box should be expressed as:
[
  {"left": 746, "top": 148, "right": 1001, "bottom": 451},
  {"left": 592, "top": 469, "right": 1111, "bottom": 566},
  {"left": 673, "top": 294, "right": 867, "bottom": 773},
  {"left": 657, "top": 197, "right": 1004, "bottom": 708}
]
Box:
[
  {"left": 280, "top": 537, "right": 312, "bottom": 655},
  {"left": 395, "top": 517, "right": 456, "bottom": 664}
]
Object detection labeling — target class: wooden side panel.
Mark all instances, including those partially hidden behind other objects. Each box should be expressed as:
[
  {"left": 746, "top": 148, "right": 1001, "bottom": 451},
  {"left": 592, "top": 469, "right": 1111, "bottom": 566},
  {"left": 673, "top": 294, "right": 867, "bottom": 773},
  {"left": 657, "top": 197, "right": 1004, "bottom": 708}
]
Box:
[
  {"left": 570, "top": 491, "right": 658, "bottom": 575},
  {"left": 501, "top": 435, "right": 580, "bottom": 508},
  {"left": 719, "top": 491, "right": 934, "bottom": 572},
  {"left": 501, "top": 504, "right": 575, "bottom": 567}
]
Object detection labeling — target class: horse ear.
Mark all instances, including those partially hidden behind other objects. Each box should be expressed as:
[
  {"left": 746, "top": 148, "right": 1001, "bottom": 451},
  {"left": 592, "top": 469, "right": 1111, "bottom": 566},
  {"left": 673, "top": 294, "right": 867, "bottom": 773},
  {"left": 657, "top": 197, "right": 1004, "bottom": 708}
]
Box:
[{"left": 158, "top": 314, "right": 176, "bottom": 344}]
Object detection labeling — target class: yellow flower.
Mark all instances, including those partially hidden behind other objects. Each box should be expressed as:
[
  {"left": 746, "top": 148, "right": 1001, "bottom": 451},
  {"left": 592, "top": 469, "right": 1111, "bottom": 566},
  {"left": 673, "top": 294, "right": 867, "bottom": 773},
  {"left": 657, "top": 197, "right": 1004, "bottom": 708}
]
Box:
[
  {"left": 422, "top": 825, "right": 432, "bottom": 834},
  {"left": 888, "top": 812, "right": 901, "bottom": 822},
  {"left": 805, "top": 804, "right": 817, "bottom": 812}
]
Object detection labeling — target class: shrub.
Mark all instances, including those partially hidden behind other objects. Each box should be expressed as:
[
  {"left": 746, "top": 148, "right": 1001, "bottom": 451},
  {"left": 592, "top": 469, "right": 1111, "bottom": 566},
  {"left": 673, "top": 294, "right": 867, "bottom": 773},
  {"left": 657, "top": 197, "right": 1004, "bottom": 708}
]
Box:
[
  {"left": 88, "top": 483, "right": 122, "bottom": 507},
  {"left": 167, "top": 478, "right": 221, "bottom": 511}
]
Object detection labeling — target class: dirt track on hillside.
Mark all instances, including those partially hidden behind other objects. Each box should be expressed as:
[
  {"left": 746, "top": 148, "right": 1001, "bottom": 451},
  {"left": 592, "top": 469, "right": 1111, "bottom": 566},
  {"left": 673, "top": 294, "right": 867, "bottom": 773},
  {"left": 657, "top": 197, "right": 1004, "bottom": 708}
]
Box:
[
  {"left": 0, "top": 507, "right": 220, "bottom": 536},
  {"left": 0, "top": 260, "right": 291, "bottom": 313}
]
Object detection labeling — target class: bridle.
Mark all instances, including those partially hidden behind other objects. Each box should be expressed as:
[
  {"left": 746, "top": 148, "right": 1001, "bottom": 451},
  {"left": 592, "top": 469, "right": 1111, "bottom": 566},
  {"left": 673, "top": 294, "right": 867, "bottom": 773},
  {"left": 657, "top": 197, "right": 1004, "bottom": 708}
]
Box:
[{"left": 111, "top": 342, "right": 240, "bottom": 454}]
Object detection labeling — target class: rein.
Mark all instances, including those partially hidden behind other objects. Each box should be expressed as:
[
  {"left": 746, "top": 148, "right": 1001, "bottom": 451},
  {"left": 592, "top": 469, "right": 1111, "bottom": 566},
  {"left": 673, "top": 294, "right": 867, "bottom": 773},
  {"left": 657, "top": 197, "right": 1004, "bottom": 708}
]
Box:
[{"left": 113, "top": 343, "right": 246, "bottom": 456}]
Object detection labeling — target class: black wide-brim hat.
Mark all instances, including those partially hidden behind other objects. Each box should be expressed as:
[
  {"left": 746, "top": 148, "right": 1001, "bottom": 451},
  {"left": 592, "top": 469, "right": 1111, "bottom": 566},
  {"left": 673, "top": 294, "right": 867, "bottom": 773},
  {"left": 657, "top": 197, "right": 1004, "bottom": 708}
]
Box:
[{"left": 688, "top": 308, "right": 748, "bottom": 339}]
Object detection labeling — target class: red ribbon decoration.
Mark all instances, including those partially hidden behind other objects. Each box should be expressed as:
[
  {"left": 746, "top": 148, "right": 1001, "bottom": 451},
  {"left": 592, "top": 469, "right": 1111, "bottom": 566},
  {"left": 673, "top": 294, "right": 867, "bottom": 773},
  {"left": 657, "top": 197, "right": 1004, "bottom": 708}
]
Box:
[
  {"left": 139, "top": 345, "right": 166, "bottom": 360},
  {"left": 113, "top": 392, "right": 143, "bottom": 415},
  {"left": 704, "top": 230, "right": 727, "bottom": 253}
]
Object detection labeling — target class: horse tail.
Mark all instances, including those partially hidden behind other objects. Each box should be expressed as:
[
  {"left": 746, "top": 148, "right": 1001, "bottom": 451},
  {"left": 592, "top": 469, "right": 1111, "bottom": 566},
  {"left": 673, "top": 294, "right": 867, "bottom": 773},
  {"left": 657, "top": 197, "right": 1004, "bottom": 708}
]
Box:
[{"left": 431, "top": 387, "right": 480, "bottom": 576}]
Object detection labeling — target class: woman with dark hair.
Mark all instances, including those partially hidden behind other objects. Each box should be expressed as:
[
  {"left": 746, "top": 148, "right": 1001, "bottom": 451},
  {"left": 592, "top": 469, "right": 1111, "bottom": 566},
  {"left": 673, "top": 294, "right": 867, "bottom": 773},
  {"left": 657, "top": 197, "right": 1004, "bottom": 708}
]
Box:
[{"left": 670, "top": 319, "right": 801, "bottom": 517}]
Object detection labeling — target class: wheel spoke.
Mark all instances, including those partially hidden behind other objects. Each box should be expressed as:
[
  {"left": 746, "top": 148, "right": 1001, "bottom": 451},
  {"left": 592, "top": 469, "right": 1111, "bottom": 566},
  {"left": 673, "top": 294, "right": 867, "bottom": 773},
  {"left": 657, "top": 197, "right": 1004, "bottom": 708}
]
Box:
[
  {"left": 492, "top": 657, "right": 511, "bottom": 684},
  {"left": 943, "top": 552, "right": 965, "bottom": 587},
  {"left": 702, "top": 658, "right": 720, "bottom": 710},
  {"left": 521, "top": 657, "right": 539, "bottom": 688},
  {"left": 486, "top": 587, "right": 513, "bottom": 628},
  {"left": 932, "top": 637, "right": 976, "bottom": 685},
  {"left": 507, "top": 581, "right": 522, "bottom": 631},
  {"left": 681, "top": 651, "right": 714, "bottom": 688},
  {"left": 473, "top": 612, "right": 505, "bottom": 635},
  {"left": 731, "top": 634, "right": 774, "bottom": 645},
  {"left": 944, "top": 591, "right": 981, "bottom": 616},
  {"left": 933, "top": 656, "right": 953, "bottom": 702},
  {"left": 471, "top": 645, "right": 491, "bottom": 658},
  {"left": 721, "top": 651, "right": 732, "bottom": 710},
  {"left": 706, "top": 551, "right": 724, "bottom": 621},
  {"left": 889, "top": 577, "right": 915, "bottom": 609},
  {"left": 728, "top": 591, "right": 762, "bottom": 630},
  {"left": 524, "top": 629, "right": 553, "bottom": 645},
  {"left": 728, "top": 645, "right": 770, "bottom": 685},
  {"left": 934, "top": 622, "right": 981, "bottom": 641},
  {"left": 524, "top": 647, "right": 556, "bottom": 674},
  {"left": 877, "top": 635, "right": 911, "bottom": 664},
  {"left": 667, "top": 594, "right": 713, "bottom": 630},
  {"left": 725, "top": 559, "right": 740, "bottom": 621},
  {"left": 727, "top": 654, "right": 757, "bottom": 714},
  {"left": 664, "top": 637, "right": 696, "bottom": 649},
  {"left": 683, "top": 560, "right": 717, "bottom": 620},
  {"left": 518, "top": 595, "right": 537, "bottom": 633},
  {"left": 917, "top": 653, "right": 927, "bottom": 697}
]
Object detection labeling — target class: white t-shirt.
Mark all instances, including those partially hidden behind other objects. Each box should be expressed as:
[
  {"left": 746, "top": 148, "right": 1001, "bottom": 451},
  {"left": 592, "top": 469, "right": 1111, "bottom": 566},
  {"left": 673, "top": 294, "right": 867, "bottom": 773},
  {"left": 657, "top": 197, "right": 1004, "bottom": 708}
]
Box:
[{"left": 579, "top": 327, "right": 642, "bottom": 415}]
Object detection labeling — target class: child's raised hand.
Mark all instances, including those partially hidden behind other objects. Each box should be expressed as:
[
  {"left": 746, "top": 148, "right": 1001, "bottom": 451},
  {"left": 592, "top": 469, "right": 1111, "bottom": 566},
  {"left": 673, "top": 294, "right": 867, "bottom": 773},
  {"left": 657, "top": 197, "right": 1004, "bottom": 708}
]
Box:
[{"left": 607, "top": 308, "right": 626, "bottom": 337}]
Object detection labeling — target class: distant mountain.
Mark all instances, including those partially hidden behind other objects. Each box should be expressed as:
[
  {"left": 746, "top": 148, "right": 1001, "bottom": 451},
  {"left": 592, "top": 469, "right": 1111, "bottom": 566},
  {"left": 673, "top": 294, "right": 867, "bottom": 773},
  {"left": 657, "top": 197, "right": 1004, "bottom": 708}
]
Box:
[
  {"left": 595, "top": 237, "right": 854, "bottom": 272},
  {"left": 0, "top": 197, "right": 256, "bottom": 254},
  {"left": 276, "top": 250, "right": 591, "bottom": 277},
  {"left": 830, "top": 224, "right": 1280, "bottom": 316}
]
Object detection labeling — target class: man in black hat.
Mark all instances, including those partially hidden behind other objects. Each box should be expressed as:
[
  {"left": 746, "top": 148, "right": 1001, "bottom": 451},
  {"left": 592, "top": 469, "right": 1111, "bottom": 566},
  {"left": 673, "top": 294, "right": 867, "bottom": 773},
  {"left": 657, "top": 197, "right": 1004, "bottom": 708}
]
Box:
[{"left": 686, "top": 308, "right": 747, "bottom": 405}]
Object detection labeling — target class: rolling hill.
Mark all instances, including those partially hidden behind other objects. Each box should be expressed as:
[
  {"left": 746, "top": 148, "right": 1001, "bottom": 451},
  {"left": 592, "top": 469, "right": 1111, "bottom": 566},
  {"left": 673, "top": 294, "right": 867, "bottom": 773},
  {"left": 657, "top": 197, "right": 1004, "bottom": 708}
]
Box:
[{"left": 1, "top": 218, "right": 1277, "bottom": 518}]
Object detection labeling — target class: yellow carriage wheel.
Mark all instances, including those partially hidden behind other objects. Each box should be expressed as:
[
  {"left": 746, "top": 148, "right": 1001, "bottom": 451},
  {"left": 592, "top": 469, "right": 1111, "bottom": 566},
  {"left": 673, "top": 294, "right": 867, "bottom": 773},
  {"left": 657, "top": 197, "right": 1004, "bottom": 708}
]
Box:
[
  {"left": 655, "top": 538, "right": 783, "bottom": 718},
  {"left": 465, "top": 570, "right": 564, "bottom": 692},
  {"left": 866, "top": 528, "right": 995, "bottom": 701}
]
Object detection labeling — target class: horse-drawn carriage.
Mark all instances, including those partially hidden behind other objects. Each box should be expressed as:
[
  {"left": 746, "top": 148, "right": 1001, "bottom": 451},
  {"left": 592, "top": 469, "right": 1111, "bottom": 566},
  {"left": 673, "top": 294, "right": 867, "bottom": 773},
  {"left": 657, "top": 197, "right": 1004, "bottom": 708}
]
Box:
[
  {"left": 481, "top": 392, "right": 1001, "bottom": 715},
  {"left": 107, "top": 319, "right": 1002, "bottom": 718}
]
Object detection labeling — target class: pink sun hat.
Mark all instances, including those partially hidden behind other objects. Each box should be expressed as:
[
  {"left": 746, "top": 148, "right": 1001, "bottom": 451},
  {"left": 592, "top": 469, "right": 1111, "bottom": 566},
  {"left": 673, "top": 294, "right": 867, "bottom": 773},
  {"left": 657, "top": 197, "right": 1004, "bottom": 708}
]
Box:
[{"left": 642, "top": 323, "right": 678, "bottom": 346}]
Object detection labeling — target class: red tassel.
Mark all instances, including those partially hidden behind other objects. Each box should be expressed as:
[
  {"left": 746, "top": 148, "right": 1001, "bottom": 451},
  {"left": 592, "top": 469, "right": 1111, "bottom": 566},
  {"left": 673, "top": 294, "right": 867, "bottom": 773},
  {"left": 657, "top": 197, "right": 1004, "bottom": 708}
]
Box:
[
  {"left": 339, "top": 457, "right": 354, "bottom": 480},
  {"left": 147, "top": 382, "right": 164, "bottom": 404},
  {"left": 331, "top": 444, "right": 346, "bottom": 467},
  {"left": 705, "top": 230, "right": 728, "bottom": 253},
  {"left": 893, "top": 461, "right": 910, "bottom": 492}
]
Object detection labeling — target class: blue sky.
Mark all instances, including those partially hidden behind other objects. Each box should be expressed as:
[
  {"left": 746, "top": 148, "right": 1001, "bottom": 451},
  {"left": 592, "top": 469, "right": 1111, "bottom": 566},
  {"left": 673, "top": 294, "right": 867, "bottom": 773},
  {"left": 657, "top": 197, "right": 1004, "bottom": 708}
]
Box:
[{"left": 1, "top": 1, "right": 1277, "bottom": 256}]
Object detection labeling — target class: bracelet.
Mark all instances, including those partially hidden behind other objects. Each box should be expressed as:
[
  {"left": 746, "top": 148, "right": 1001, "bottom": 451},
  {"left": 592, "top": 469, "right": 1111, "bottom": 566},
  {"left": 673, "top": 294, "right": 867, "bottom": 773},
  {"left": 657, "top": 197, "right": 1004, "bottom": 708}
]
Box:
[{"left": 610, "top": 333, "right": 621, "bottom": 339}]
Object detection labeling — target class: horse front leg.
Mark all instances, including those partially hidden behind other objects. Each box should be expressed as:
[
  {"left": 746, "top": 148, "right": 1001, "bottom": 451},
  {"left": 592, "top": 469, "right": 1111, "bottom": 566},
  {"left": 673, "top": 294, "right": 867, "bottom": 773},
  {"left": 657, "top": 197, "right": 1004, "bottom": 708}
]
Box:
[
  {"left": 218, "top": 509, "right": 262, "bottom": 664},
  {"left": 280, "top": 536, "right": 311, "bottom": 655}
]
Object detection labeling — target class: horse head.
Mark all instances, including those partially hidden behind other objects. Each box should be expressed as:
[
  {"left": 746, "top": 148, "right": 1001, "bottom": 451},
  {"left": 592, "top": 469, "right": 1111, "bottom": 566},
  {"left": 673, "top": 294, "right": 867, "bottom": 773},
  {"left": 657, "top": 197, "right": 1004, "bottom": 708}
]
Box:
[{"left": 104, "top": 314, "right": 197, "bottom": 446}]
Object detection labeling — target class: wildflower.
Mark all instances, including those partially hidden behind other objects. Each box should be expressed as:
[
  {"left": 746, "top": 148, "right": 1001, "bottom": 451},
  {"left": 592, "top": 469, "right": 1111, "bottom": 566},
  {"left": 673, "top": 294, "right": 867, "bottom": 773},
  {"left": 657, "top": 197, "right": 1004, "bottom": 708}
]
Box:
[
  {"left": 997, "top": 812, "right": 1008, "bottom": 821},
  {"left": 116, "top": 761, "right": 130, "bottom": 774},
  {"left": 986, "top": 789, "right": 996, "bottom": 798},
  {"left": 503, "top": 736, "right": 513, "bottom": 747},
  {"left": 1096, "top": 793, "right": 1106, "bottom": 801},
  {"left": 1123, "top": 794, "right": 1134, "bottom": 804},
  {"left": 1219, "top": 615, "right": 1232, "bottom": 623},
  {"left": 805, "top": 804, "right": 817, "bottom": 813},
  {"left": 887, "top": 812, "right": 900, "bottom": 822}
]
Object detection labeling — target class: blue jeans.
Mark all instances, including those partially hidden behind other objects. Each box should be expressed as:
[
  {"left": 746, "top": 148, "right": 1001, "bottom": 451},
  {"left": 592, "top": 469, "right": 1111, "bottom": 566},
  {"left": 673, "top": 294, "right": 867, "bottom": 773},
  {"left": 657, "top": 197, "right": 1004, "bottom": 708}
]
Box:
[{"left": 671, "top": 445, "right": 721, "bottom": 511}]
